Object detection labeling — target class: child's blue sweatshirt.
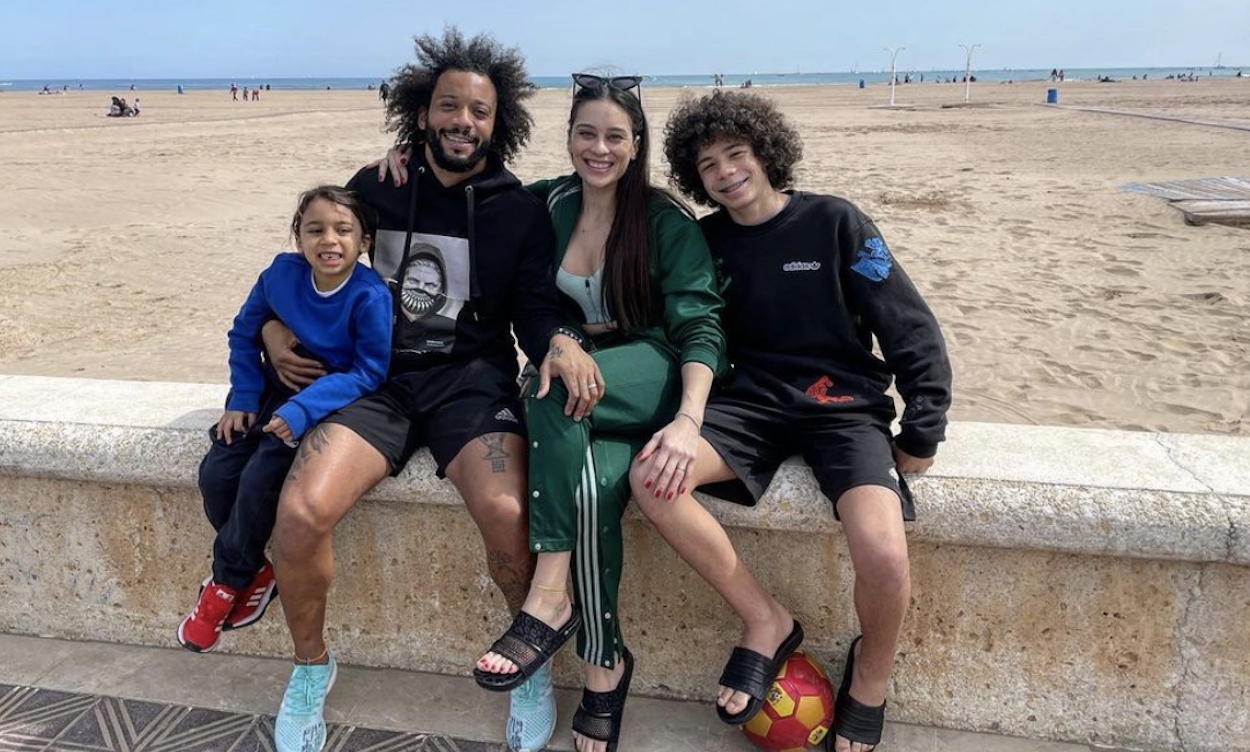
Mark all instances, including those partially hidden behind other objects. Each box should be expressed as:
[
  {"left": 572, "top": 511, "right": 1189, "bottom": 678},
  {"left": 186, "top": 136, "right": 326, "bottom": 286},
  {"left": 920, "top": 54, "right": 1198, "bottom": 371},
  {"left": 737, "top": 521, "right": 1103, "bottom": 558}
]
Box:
[{"left": 226, "top": 252, "right": 392, "bottom": 439}]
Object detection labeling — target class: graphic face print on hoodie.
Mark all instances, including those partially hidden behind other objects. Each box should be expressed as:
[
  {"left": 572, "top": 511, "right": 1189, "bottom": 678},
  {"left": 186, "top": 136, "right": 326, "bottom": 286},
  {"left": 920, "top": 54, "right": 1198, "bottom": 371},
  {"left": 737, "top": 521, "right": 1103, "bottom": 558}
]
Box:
[{"left": 372, "top": 230, "right": 469, "bottom": 354}]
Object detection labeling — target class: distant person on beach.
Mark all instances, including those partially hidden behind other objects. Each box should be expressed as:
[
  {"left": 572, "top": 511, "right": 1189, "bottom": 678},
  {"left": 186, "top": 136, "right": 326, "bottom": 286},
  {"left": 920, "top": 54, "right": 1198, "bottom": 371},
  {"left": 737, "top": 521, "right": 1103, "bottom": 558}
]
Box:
[
  {"left": 258, "top": 28, "right": 590, "bottom": 752},
  {"left": 176, "top": 186, "right": 391, "bottom": 659},
  {"left": 378, "top": 80, "right": 390, "bottom": 102},
  {"left": 658, "top": 89, "right": 951, "bottom": 752},
  {"left": 252, "top": 87, "right": 259, "bottom": 101},
  {"left": 242, "top": 86, "right": 249, "bottom": 101},
  {"left": 230, "top": 83, "right": 238, "bottom": 101},
  {"left": 132, "top": 98, "right": 141, "bottom": 116},
  {"left": 107, "top": 97, "right": 121, "bottom": 116}
]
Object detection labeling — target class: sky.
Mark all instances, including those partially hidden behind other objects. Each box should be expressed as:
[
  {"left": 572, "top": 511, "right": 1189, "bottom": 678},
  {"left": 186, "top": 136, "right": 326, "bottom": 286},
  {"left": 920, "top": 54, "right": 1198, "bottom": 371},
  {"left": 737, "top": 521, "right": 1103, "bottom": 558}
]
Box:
[{"left": 3, "top": 0, "right": 1248, "bottom": 80}]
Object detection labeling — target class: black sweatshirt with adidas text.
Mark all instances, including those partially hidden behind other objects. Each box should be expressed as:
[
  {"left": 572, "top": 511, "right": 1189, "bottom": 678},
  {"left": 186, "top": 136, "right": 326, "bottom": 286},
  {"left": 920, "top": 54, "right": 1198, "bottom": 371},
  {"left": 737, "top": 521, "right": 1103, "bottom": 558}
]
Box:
[
  {"left": 700, "top": 191, "right": 952, "bottom": 458},
  {"left": 346, "top": 153, "right": 563, "bottom": 379}
]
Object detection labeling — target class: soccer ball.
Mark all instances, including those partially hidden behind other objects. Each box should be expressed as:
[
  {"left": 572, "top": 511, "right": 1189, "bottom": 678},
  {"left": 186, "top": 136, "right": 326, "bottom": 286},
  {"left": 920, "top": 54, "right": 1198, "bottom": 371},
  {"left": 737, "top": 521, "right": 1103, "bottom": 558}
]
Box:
[{"left": 742, "top": 651, "right": 835, "bottom": 751}]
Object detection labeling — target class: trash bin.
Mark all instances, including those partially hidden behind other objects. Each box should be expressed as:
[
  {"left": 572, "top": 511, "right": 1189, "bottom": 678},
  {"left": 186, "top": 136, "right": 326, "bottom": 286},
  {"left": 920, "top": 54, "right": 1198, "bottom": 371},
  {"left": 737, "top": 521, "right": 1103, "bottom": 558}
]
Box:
[{"left": 1046, "top": 88, "right": 1058, "bottom": 104}]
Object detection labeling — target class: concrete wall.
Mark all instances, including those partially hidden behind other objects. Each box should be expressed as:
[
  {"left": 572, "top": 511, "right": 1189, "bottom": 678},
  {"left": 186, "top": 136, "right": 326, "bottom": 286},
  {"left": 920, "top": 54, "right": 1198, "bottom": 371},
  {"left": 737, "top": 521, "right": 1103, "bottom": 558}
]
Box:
[{"left": 1, "top": 375, "right": 1247, "bottom": 751}]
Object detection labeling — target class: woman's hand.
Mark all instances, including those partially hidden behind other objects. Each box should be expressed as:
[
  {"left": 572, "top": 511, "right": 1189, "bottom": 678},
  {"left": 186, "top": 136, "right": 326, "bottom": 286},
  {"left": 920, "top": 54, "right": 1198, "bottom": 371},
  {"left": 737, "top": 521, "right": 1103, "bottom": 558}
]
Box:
[
  {"left": 636, "top": 413, "right": 701, "bottom": 501},
  {"left": 262, "top": 415, "right": 293, "bottom": 442},
  {"left": 262, "top": 320, "right": 326, "bottom": 391},
  {"left": 366, "top": 146, "right": 412, "bottom": 187},
  {"left": 536, "top": 334, "right": 604, "bottom": 421},
  {"left": 215, "top": 410, "right": 255, "bottom": 445}
]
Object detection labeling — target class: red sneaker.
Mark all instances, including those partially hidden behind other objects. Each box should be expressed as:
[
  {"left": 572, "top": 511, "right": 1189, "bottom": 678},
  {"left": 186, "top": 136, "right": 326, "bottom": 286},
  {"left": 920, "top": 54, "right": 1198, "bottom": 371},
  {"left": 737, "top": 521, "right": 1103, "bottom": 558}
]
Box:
[
  {"left": 176, "top": 578, "right": 237, "bottom": 653},
  {"left": 224, "top": 559, "right": 278, "bottom": 631}
]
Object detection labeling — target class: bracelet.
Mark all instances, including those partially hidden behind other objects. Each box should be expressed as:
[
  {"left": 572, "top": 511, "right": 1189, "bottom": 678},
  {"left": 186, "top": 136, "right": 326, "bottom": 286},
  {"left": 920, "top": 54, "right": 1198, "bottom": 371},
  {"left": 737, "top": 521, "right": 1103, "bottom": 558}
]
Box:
[
  {"left": 675, "top": 411, "right": 702, "bottom": 430},
  {"left": 551, "top": 326, "right": 585, "bottom": 347}
]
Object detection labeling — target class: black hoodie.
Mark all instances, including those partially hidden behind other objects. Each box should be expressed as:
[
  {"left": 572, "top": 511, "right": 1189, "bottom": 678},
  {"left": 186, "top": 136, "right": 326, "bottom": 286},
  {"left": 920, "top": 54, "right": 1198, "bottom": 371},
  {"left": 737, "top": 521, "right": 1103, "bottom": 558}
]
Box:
[
  {"left": 701, "top": 192, "right": 952, "bottom": 458},
  {"left": 346, "top": 151, "right": 563, "bottom": 379}
]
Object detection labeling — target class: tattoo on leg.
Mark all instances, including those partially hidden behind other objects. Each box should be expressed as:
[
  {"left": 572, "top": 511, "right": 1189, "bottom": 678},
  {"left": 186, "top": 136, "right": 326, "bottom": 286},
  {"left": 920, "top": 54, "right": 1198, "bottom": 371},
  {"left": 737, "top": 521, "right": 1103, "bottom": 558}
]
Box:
[
  {"left": 478, "top": 433, "right": 510, "bottom": 473},
  {"left": 286, "top": 425, "right": 331, "bottom": 485},
  {"left": 487, "top": 548, "right": 532, "bottom": 611}
]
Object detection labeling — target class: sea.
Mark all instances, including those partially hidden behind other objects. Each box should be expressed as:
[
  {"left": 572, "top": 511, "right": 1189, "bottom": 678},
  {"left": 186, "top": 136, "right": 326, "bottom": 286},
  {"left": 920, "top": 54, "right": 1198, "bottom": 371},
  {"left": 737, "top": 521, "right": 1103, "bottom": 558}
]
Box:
[{"left": 2, "top": 67, "right": 1245, "bottom": 92}]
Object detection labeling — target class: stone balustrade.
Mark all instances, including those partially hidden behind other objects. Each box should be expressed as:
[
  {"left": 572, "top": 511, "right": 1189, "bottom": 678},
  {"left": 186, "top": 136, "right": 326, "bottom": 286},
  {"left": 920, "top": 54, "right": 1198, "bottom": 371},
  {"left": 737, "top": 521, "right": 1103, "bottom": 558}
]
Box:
[{"left": 0, "top": 375, "right": 1246, "bottom": 752}]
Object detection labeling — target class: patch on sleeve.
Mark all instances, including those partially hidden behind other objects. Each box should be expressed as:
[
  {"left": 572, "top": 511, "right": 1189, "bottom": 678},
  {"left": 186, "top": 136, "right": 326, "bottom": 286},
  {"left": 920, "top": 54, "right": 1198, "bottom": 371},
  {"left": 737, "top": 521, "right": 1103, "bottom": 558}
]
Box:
[{"left": 851, "top": 236, "right": 893, "bottom": 282}]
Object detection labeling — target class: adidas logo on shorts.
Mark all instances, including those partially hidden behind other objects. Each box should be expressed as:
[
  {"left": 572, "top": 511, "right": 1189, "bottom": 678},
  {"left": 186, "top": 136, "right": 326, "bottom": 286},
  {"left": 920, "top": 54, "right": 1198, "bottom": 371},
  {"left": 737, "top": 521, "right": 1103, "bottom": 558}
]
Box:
[{"left": 494, "top": 408, "right": 519, "bottom": 423}]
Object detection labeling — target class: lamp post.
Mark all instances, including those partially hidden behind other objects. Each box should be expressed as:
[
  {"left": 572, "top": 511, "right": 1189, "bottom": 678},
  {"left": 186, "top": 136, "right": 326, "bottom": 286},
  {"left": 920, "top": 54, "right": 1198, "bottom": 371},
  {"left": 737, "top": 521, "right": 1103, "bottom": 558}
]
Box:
[
  {"left": 960, "top": 43, "right": 981, "bottom": 103},
  {"left": 884, "top": 47, "right": 905, "bottom": 106}
]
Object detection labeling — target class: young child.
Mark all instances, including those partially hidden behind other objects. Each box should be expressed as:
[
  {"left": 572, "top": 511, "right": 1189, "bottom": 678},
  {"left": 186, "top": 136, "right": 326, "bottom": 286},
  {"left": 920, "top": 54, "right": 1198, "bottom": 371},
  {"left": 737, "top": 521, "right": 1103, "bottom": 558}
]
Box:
[
  {"left": 643, "top": 91, "right": 952, "bottom": 752},
  {"left": 177, "top": 185, "right": 392, "bottom": 653}
]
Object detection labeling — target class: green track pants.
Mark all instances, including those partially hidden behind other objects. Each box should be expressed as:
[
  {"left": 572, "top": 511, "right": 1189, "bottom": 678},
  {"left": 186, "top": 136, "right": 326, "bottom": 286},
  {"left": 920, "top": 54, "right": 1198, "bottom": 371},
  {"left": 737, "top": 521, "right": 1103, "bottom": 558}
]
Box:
[{"left": 526, "top": 338, "right": 680, "bottom": 668}]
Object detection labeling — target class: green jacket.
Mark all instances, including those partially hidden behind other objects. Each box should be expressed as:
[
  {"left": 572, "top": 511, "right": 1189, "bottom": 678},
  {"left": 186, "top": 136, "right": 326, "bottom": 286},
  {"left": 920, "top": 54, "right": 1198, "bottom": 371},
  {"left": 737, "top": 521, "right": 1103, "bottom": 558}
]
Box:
[{"left": 527, "top": 175, "right": 727, "bottom": 379}]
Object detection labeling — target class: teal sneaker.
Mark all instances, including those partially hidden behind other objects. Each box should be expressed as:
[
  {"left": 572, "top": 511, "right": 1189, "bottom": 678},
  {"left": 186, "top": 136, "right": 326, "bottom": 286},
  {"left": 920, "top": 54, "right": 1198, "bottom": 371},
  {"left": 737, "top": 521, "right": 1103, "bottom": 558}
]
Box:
[
  {"left": 507, "top": 662, "right": 556, "bottom": 752},
  {"left": 274, "top": 652, "right": 338, "bottom": 752}
]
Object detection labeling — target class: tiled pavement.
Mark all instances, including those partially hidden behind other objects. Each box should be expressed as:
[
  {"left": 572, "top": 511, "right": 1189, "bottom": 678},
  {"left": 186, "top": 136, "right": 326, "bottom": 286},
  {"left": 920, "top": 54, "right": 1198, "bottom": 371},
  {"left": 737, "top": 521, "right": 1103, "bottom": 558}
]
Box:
[
  {"left": 0, "top": 683, "right": 501, "bottom": 751},
  {"left": 0, "top": 634, "right": 1128, "bottom": 752}
]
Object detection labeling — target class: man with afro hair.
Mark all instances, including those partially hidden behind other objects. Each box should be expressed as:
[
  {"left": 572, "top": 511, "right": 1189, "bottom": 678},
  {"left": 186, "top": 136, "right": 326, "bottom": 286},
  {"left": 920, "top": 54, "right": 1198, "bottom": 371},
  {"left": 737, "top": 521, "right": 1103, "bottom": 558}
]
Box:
[
  {"left": 260, "top": 27, "right": 599, "bottom": 752},
  {"left": 630, "top": 90, "right": 952, "bottom": 752}
]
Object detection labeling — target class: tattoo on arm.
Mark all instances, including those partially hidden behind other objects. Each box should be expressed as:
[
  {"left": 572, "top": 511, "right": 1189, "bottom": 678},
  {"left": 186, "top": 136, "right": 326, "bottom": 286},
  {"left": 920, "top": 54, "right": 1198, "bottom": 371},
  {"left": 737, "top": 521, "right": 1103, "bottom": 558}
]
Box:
[
  {"left": 550, "top": 344, "right": 564, "bottom": 359},
  {"left": 478, "top": 432, "right": 510, "bottom": 473},
  {"left": 285, "top": 424, "right": 331, "bottom": 485}
]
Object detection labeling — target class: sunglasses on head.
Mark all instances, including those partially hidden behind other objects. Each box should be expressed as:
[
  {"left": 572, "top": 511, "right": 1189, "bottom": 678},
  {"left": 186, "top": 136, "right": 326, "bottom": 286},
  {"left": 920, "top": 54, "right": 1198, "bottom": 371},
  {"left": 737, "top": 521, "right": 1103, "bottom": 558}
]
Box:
[{"left": 571, "top": 73, "right": 643, "bottom": 95}]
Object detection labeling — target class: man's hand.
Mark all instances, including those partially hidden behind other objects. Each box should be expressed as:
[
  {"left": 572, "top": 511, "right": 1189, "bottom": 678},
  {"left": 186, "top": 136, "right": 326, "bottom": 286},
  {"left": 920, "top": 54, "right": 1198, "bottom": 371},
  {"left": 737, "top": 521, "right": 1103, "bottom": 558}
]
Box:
[
  {"left": 366, "top": 146, "right": 412, "bottom": 187},
  {"left": 215, "top": 410, "right": 255, "bottom": 445},
  {"left": 262, "top": 415, "right": 293, "bottom": 442},
  {"left": 892, "top": 443, "right": 934, "bottom": 475},
  {"left": 536, "top": 334, "right": 604, "bottom": 421},
  {"left": 261, "top": 320, "right": 326, "bottom": 391}
]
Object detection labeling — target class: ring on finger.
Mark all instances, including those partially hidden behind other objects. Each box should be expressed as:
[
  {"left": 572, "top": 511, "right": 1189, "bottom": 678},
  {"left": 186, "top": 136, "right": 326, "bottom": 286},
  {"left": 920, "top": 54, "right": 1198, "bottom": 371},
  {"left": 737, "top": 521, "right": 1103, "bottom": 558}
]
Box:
[{"left": 587, "top": 382, "right": 598, "bottom": 390}]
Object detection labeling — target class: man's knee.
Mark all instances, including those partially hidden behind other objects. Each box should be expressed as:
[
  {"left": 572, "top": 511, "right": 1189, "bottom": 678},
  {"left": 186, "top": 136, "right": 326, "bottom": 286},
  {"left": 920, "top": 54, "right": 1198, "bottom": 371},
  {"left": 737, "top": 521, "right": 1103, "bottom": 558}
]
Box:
[
  {"left": 467, "top": 487, "right": 527, "bottom": 536},
  {"left": 275, "top": 482, "right": 344, "bottom": 548}
]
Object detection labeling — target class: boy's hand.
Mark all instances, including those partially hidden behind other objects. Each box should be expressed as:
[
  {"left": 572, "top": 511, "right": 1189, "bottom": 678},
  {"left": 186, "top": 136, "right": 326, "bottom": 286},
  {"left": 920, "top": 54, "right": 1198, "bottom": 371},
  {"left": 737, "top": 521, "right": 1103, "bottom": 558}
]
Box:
[
  {"left": 216, "top": 410, "right": 255, "bottom": 445},
  {"left": 261, "top": 320, "right": 326, "bottom": 391},
  {"left": 262, "top": 416, "right": 293, "bottom": 442},
  {"left": 892, "top": 443, "right": 934, "bottom": 475}
]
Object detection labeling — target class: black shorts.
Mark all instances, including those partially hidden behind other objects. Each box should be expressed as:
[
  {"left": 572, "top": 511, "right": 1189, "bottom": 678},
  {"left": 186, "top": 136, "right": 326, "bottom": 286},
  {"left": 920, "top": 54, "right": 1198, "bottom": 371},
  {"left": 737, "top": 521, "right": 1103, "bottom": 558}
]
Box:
[
  {"left": 699, "top": 393, "right": 915, "bottom": 521},
  {"left": 323, "top": 359, "right": 525, "bottom": 477}
]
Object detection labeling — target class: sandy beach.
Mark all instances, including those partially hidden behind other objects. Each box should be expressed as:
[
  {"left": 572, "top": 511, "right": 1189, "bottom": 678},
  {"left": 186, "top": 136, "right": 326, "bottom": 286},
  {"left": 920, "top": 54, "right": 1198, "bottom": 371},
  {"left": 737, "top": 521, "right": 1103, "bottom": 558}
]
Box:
[{"left": 1, "top": 79, "right": 1247, "bottom": 435}]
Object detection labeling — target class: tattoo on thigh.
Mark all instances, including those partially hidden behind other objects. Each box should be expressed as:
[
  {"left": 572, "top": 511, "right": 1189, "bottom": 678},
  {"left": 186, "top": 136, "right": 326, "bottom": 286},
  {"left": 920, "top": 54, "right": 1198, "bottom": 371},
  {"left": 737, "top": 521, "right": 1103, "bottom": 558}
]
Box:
[
  {"left": 286, "top": 425, "right": 331, "bottom": 485},
  {"left": 478, "top": 432, "right": 509, "bottom": 473}
]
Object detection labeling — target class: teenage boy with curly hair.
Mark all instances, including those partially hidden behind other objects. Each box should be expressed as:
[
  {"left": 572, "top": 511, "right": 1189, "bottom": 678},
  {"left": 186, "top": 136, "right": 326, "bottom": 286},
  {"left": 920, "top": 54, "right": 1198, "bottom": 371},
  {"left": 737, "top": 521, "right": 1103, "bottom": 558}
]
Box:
[{"left": 633, "top": 90, "right": 952, "bottom": 752}]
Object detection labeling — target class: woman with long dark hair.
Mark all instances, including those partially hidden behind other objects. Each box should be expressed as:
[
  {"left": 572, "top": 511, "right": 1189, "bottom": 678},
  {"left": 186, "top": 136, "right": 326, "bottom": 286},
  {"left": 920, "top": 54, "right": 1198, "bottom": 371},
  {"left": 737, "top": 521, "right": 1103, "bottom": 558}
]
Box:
[{"left": 496, "top": 75, "right": 725, "bottom": 752}]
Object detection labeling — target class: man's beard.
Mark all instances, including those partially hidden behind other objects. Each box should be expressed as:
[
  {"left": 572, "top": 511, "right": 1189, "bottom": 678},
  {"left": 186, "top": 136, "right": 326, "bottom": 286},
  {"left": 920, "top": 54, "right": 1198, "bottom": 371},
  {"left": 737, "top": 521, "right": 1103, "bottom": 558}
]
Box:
[{"left": 425, "top": 124, "right": 491, "bottom": 173}]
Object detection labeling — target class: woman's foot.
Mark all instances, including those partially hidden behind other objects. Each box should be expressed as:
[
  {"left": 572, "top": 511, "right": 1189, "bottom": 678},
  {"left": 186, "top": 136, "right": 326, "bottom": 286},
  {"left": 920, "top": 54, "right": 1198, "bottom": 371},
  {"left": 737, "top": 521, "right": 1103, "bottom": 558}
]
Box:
[
  {"left": 575, "top": 644, "right": 635, "bottom": 749},
  {"left": 717, "top": 605, "right": 795, "bottom": 717},
  {"left": 477, "top": 588, "right": 573, "bottom": 676}
]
